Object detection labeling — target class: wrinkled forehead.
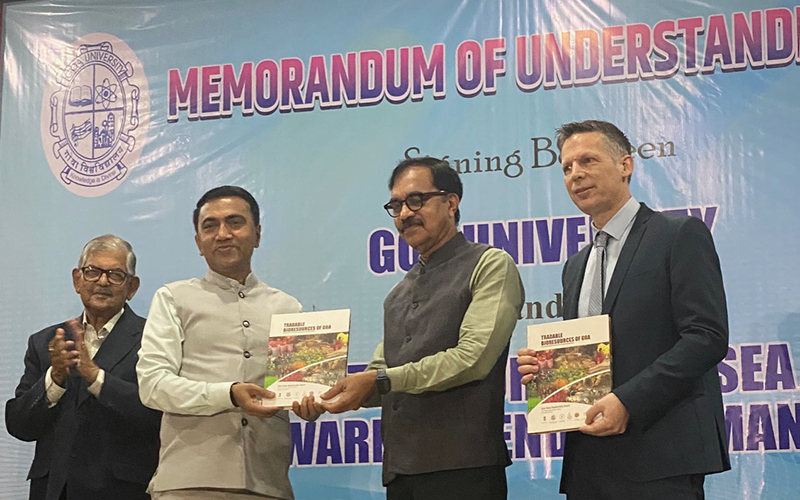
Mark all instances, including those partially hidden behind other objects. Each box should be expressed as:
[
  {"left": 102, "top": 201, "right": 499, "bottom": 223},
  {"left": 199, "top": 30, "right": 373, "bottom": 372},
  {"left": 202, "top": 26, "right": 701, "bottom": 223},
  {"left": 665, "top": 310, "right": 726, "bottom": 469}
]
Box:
[
  {"left": 390, "top": 167, "right": 436, "bottom": 199},
  {"left": 84, "top": 250, "right": 128, "bottom": 270}
]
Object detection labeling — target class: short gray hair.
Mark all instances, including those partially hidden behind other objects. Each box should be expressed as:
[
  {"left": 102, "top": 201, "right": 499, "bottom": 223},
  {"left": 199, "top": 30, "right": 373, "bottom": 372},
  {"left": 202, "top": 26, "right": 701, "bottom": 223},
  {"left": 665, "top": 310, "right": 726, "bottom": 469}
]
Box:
[{"left": 78, "top": 234, "right": 137, "bottom": 275}]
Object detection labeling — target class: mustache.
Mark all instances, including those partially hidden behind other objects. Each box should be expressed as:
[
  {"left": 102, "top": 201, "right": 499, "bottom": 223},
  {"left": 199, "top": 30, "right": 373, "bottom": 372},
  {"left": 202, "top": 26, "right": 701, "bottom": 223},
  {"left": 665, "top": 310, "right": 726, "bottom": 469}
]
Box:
[{"left": 399, "top": 218, "right": 423, "bottom": 232}]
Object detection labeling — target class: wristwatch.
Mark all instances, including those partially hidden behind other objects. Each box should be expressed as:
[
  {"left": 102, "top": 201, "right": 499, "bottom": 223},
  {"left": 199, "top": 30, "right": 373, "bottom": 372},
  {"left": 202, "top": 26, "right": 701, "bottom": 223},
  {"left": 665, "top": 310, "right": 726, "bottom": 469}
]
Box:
[{"left": 375, "top": 369, "right": 392, "bottom": 395}]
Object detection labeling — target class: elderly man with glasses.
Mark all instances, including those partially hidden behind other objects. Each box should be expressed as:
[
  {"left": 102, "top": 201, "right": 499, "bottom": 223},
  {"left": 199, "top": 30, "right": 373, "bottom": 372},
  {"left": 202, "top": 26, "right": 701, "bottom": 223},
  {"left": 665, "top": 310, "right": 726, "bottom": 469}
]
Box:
[
  {"left": 5, "top": 234, "right": 161, "bottom": 500},
  {"left": 319, "top": 157, "right": 524, "bottom": 500}
]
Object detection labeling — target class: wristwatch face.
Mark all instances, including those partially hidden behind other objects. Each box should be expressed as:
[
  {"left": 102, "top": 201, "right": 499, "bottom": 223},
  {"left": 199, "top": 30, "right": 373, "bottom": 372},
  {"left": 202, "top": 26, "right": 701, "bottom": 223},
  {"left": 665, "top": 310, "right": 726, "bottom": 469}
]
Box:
[{"left": 376, "top": 370, "right": 391, "bottom": 394}]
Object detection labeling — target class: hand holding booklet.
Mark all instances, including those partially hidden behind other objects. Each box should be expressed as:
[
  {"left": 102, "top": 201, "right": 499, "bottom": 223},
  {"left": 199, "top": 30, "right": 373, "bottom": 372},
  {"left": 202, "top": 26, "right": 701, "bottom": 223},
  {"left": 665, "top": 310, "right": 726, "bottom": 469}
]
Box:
[
  {"left": 262, "top": 309, "right": 350, "bottom": 409},
  {"left": 526, "top": 314, "right": 612, "bottom": 434}
]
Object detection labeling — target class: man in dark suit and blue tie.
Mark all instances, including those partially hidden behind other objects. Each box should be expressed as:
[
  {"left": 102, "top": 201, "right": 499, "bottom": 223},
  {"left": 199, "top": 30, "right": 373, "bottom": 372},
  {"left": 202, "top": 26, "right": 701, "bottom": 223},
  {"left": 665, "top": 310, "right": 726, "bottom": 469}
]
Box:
[
  {"left": 518, "top": 120, "right": 730, "bottom": 499},
  {"left": 5, "top": 234, "right": 161, "bottom": 500}
]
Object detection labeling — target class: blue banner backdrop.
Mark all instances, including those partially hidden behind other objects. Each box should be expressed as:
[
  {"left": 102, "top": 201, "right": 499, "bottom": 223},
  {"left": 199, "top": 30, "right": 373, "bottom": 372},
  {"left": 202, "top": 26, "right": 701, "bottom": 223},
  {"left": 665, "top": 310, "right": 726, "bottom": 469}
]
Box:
[{"left": 1, "top": 1, "right": 799, "bottom": 498}]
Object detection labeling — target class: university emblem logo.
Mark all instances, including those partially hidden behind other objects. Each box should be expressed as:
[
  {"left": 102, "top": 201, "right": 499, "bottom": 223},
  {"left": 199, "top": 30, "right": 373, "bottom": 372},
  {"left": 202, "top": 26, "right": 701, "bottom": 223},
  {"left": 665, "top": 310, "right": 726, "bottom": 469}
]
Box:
[{"left": 40, "top": 33, "right": 149, "bottom": 197}]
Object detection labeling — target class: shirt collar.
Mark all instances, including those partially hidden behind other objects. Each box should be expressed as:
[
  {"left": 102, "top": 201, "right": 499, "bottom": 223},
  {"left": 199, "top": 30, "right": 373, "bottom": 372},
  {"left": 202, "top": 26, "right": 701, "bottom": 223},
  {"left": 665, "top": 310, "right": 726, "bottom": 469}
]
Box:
[
  {"left": 204, "top": 268, "right": 260, "bottom": 291},
  {"left": 592, "top": 196, "right": 639, "bottom": 241},
  {"left": 82, "top": 306, "right": 125, "bottom": 338},
  {"left": 419, "top": 232, "right": 466, "bottom": 269}
]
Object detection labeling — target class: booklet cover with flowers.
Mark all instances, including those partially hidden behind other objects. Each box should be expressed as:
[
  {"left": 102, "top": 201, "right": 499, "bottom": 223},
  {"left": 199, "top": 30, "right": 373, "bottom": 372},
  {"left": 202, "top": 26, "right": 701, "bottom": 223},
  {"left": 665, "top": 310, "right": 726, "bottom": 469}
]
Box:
[
  {"left": 263, "top": 309, "right": 350, "bottom": 408},
  {"left": 526, "top": 314, "right": 612, "bottom": 434}
]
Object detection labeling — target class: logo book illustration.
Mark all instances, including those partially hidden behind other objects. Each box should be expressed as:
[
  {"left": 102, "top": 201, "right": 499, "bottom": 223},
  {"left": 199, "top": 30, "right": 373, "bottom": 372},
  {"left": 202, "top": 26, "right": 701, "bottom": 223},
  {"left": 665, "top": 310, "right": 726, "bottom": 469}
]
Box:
[{"left": 40, "top": 33, "right": 149, "bottom": 197}]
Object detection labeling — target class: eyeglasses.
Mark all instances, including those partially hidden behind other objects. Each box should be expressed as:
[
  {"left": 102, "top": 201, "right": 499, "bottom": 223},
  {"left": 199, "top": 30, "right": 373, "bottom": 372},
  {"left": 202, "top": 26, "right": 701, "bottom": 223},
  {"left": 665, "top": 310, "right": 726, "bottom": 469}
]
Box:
[
  {"left": 383, "top": 191, "right": 449, "bottom": 218},
  {"left": 81, "top": 266, "right": 129, "bottom": 285}
]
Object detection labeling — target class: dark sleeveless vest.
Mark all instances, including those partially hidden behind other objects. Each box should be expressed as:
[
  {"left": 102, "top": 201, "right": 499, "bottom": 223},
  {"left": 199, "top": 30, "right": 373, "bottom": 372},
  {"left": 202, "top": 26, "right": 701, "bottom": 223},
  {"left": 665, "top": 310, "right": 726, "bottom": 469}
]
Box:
[{"left": 381, "top": 233, "right": 511, "bottom": 485}]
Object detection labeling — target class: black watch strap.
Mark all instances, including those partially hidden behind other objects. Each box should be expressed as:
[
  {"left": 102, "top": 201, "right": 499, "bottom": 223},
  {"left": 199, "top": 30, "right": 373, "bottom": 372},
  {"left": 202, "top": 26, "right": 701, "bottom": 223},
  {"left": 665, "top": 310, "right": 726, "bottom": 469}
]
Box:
[{"left": 376, "top": 369, "right": 391, "bottom": 395}]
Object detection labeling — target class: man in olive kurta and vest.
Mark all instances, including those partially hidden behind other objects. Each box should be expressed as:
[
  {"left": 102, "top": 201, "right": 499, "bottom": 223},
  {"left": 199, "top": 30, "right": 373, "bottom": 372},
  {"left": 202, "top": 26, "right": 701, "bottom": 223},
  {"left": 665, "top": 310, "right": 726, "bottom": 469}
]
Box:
[{"left": 320, "top": 158, "right": 524, "bottom": 500}]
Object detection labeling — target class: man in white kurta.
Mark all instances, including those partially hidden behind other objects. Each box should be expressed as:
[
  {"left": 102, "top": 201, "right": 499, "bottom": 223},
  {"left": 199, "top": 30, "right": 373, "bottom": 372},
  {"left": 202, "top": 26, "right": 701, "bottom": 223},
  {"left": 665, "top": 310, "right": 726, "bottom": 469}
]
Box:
[{"left": 137, "top": 186, "right": 319, "bottom": 500}]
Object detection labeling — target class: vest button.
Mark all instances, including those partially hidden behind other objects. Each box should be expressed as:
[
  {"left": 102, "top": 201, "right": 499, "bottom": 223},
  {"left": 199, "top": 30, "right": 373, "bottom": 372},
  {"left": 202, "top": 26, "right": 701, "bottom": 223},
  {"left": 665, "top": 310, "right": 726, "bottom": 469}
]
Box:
[
  {"left": 238, "top": 291, "right": 245, "bottom": 298},
  {"left": 242, "top": 418, "right": 248, "bottom": 426},
  {"left": 392, "top": 402, "right": 399, "bottom": 410},
  {"left": 405, "top": 336, "right": 411, "bottom": 343},
  {"left": 243, "top": 351, "right": 251, "bottom": 358},
  {"left": 242, "top": 320, "right": 250, "bottom": 328},
  {"left": 411, "top": 301, "right": 418, "bottom": 309}
]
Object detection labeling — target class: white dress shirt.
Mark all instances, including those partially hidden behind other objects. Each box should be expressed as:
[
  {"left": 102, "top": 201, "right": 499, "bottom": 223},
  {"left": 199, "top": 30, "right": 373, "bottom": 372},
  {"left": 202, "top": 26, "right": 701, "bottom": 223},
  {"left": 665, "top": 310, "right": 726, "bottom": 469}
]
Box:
[{"left": 578, "top": 196, "right": 640, "bottom": 318}]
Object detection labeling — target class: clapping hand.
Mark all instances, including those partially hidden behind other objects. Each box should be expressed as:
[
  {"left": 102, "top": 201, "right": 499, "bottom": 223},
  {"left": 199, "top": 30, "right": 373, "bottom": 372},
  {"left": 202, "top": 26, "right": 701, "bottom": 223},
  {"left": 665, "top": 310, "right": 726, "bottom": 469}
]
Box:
[
  {"left": 66, "top": 319, "right": 100, "bottom": 385},
  {"left": 48, "top": 327, "right": 79, "bottom": 386}
]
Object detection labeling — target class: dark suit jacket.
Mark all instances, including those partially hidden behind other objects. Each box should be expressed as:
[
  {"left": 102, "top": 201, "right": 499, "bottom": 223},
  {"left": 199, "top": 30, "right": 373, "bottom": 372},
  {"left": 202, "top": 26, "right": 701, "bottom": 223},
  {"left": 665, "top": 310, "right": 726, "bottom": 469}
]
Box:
[
  {"left": 5, "top": 305, "right": 161, "bottom": 500},
  {"left": 560, "top": 203, "right": 731, "bottom": 490}
]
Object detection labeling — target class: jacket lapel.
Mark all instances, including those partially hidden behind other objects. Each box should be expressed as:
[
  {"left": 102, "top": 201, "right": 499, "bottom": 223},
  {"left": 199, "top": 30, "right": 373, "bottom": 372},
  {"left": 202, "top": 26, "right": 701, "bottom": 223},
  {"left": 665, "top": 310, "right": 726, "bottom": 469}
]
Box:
[
  {"left": 92, "top": 305, "right": 139, "bottom": 372},
  {"left": 602, "top": 203, "right": 652, "bottom": 313}
]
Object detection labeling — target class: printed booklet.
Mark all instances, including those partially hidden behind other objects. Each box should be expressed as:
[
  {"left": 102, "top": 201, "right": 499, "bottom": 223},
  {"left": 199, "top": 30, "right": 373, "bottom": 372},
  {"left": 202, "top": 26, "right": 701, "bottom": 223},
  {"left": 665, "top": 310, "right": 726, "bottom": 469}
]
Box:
[
  {"left": 526, "top": 314, "right": 612, "bottom": 433},
  {"left": 263, "top": 309, "right": 350, "bottom": 408}
]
